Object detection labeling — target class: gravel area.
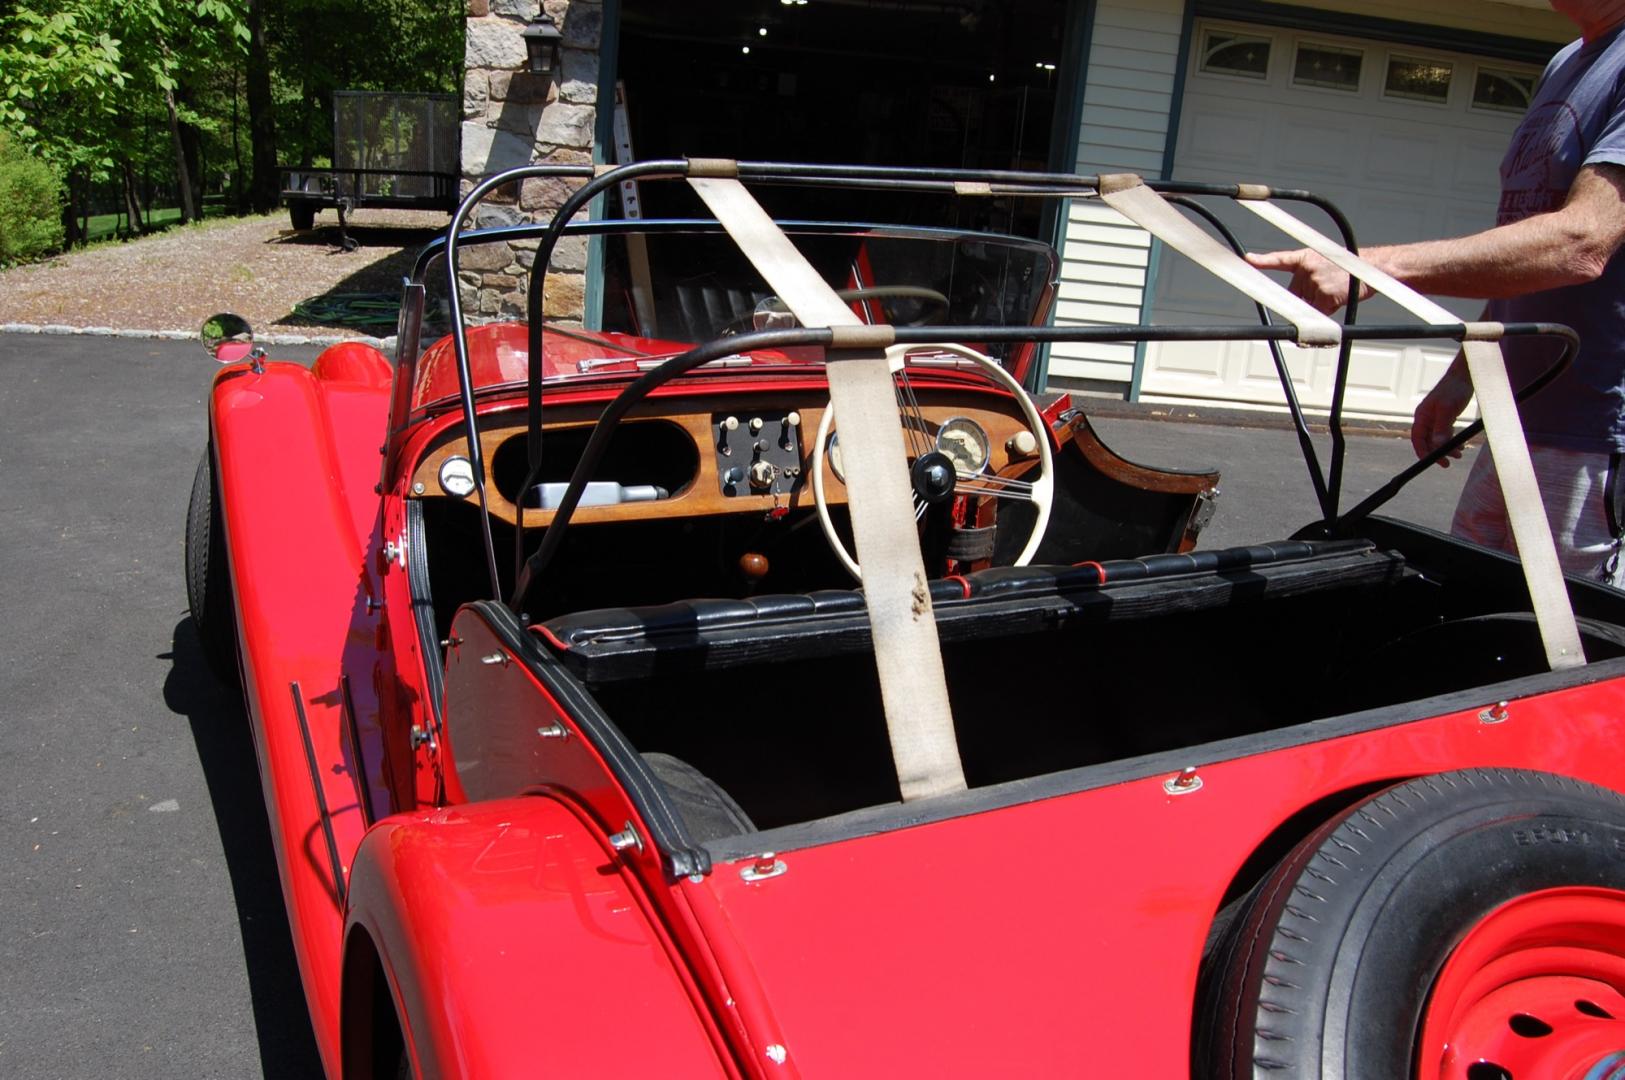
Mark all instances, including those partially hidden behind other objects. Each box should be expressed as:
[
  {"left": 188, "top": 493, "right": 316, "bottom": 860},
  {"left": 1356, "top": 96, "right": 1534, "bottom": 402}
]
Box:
[{"left": 0, "top": 209, "right": 446, "bottom": 337}]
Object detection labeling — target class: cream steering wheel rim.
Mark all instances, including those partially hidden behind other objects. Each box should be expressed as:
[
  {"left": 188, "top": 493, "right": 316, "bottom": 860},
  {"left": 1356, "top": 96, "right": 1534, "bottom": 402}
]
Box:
[{"left": 811, "top": 343, "right": 1054, "bottom": 581}]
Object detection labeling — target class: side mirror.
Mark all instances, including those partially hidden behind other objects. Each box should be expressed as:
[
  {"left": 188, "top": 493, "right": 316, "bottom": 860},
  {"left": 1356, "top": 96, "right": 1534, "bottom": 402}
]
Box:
[{"left": 201, "top": 313, "right": 256, "bottom": 365}]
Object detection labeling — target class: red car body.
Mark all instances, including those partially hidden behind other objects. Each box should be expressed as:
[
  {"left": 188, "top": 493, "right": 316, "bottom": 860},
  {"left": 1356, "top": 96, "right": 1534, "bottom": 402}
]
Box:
[{"left": 196, "top": 161, "right": 1625, "bottom": 1078}]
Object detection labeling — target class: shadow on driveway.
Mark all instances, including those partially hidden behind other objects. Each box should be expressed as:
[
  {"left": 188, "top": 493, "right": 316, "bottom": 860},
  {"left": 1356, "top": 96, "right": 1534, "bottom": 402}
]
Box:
[{"left": 161, "top": 617, "right": 323, "bottom": 1078}]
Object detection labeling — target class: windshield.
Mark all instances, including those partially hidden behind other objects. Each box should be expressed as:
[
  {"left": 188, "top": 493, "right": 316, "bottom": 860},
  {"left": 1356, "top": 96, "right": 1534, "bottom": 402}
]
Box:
[{"left": 408, "top": 221, "right": 1057, "bottom": 410}]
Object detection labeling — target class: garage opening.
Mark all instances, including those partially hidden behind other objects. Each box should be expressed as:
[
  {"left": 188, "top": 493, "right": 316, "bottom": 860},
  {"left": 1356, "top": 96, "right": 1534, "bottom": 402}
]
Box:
[{"left": 614, "top": 0, "right": 1067, "bottom": 238}]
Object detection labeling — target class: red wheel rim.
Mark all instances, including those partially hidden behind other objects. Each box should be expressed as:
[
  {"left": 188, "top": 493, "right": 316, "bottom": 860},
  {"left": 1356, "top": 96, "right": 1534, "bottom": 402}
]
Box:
[{"left": 1417, "top": 887, "right": 1625, "bottom": 1080}]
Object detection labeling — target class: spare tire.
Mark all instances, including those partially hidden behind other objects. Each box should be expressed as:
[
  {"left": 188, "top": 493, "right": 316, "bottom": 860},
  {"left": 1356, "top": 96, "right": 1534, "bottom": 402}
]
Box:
[{"left": 1197, "top": 768, "right": 1625, "bottom": 1078}]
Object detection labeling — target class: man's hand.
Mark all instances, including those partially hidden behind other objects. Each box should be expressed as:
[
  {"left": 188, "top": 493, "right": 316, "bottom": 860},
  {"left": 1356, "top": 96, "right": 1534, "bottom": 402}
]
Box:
[
  {"left": 1245, "top": 248, "right": 1375, "bottom": 313},
  {"left": 1411, "top": 360, "right": 1475, "bottom": 467}
]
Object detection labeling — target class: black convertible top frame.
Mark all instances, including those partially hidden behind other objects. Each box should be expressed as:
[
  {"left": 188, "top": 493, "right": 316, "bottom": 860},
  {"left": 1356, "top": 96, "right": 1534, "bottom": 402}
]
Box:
[{"left": 405, "top": 158, "right": 1579, "bottom": 609}]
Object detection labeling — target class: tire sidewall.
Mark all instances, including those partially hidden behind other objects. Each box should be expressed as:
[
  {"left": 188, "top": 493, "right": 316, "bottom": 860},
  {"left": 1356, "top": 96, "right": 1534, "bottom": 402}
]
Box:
[{"left": 1211, "top": 771, "right": 1625, "bottom": 1079}]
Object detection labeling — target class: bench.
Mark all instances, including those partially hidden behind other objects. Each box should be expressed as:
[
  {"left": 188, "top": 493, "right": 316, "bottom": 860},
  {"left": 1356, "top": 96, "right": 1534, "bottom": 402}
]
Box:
[{"left": 535, "top": 539, "right": 1411, "bottom": 684}]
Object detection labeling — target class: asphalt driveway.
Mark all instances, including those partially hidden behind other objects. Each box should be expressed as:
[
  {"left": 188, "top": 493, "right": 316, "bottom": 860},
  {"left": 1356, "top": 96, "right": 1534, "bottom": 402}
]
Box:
[{"left": 0, "top": 330, "right": 1467, "bottom": 1077}]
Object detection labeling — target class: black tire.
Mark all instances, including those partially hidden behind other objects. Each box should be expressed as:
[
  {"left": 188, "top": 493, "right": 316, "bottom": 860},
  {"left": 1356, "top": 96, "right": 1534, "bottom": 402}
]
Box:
[
  {"left": 289, "top": 201, "right": 316, "bottom": 231},
  {"left": 1196, "top": 768, "right": 1625, "bottom": 1078},
  {"left": 185, "top": 447, "right": 240, "bottom": 685}
]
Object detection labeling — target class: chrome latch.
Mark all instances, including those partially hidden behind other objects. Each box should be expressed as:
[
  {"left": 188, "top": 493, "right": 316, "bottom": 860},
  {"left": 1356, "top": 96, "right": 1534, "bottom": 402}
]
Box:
[
  {"left": 608, "top": 822, "right": 643, "bottom": 854},
  {"left": 740, "top": 852, "right": 787, "bottom": 882},
  {"left": 383, "top": 536, "right": 407, "bottom": 570},
  {"left": 1478, "top": 701, "right": 1510, "bottom": 724},
  {"left": 1163, "top": 766, "right": 1204, "bottom": 795}
]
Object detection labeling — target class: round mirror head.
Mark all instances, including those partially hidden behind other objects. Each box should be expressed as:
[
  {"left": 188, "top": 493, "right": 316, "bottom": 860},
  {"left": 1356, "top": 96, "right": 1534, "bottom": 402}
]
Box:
[{"left": 201, "top": 313, "right": 255, "bottom": 363}]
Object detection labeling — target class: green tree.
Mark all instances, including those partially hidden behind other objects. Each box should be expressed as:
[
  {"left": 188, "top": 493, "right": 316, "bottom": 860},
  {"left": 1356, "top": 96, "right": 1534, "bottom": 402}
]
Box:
[{"left": 0, "top": 128, "right": 65, "bottom": 262}]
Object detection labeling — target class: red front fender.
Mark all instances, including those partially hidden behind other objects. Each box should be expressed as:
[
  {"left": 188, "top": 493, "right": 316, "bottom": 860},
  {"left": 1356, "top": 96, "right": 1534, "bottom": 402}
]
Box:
[{"left": 345, "top": 797, "right": 728, "bottom": 1079}]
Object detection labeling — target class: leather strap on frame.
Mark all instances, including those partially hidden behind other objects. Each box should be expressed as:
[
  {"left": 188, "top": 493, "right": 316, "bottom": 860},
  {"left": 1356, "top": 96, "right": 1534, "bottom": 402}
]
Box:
[
  {"left": 1096, "top": 176, "right": 1342, "bottom": 347},
  {"left": 686, "top": 176, "right": 968, "bottom": 799},
  {"left": 685, "top": 158, "right": 740, "bottom": 179},
  {"left": 1236, "top": 198, "right": 1583, "bottom": 670}
]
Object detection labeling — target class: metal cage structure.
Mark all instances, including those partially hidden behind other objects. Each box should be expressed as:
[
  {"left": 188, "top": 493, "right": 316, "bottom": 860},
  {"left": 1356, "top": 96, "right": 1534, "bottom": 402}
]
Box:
[
  {"left": 280, "top": 90, "right": 460, "bottom": 236},
  {"left": 331, "top": 91, "right": 459, "bottom": 201}
]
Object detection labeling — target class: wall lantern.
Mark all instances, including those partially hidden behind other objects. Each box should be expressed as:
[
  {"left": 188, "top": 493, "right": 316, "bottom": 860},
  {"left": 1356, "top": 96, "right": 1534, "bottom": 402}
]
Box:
[{"left": 523, "top": 9, "right": 563, "bottom": 77}]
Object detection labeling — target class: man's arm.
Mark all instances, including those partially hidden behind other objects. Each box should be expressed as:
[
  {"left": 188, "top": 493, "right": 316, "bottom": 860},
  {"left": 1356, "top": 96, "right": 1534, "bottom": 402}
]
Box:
[{"left": 1246, "top": 163, "right": 1625, "bottom": 313}]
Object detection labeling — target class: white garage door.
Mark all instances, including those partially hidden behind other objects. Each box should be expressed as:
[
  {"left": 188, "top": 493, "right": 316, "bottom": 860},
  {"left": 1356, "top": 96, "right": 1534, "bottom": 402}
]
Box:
[{"left": 1140, "top": 21, "right": 1541, "bottom": 417}]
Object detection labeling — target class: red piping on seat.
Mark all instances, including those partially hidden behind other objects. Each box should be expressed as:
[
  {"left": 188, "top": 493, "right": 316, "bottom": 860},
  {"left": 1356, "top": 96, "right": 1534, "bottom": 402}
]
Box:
[
  {"left": 1072, "top": 560, "right": 1106, "bottom": 585},
  {"left": 944, "top": 574, "right": 972, "bottom": 599}
]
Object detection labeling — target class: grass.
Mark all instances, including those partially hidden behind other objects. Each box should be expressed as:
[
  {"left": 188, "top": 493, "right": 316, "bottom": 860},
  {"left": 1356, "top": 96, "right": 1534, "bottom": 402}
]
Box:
[{"left": 84, "top": 201, "right": 231, "bottom": 244}]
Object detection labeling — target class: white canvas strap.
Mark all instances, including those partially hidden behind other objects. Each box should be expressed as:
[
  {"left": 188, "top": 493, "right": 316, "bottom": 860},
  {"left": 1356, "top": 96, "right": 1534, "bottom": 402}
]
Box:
[
  {"left": 688, "top": 176, "right": 968, "bottom": 799},
  {"left": 1462, "top": 337, "right": 1585, "bottom": 668},
  {"left": 1235, "top": 197, "right": 1584, "bottom": 670},
  {"left": 1095, "top": 174, "right": 1341, "bottom": 347}
]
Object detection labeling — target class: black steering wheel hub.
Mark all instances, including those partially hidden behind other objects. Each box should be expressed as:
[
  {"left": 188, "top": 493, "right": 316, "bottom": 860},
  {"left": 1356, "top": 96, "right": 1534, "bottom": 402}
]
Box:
[{"left": 911, "top": 451, "right": 958, "bottom": 505}]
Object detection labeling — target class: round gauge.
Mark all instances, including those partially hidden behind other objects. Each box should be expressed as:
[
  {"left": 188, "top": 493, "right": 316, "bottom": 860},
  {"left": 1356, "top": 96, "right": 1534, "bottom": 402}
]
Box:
[
  {"left": 935, "top": 417, "right": 990, "bottom": 475},
  {"left": 438, "top": 455, "right": 477, "bottom": 498},
  {"left": 826, "top": 432, "right": 846, "bottom": 483}
]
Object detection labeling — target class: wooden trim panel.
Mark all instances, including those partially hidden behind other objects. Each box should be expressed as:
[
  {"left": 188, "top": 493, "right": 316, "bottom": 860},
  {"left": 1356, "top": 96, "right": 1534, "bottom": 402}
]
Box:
[{"left": 409, "top": 390, "right": 1038, "bottom": 528}]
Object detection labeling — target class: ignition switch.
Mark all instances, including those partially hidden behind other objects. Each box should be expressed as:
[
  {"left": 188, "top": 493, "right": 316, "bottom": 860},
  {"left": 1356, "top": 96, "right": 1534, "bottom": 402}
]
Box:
[{"left": 748, "top": 459, "right": 777, "bottom": 490}]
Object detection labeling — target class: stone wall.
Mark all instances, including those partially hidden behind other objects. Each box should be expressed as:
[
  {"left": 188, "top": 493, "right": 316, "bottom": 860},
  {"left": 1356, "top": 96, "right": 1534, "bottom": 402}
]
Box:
[{"left": 460, "top": 0, "right": 600, "bottom": 322}]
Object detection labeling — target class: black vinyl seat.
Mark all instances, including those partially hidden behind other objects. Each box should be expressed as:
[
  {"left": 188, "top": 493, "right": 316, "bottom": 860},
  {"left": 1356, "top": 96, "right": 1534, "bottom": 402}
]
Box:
[{"left": 536, "top": 539, "right": 1403, "bottom": 684}]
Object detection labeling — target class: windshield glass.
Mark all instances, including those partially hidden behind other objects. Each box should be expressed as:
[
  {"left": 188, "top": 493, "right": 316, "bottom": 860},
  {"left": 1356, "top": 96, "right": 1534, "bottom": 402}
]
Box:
[{"left": 409, "top": 221, "right": 1057, "bottom": 410}]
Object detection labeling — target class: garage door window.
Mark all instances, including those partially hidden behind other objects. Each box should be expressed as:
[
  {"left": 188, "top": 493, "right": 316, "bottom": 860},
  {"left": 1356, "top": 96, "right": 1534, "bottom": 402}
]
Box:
[
  {"left": 1202, "top": 29, "right": 1274, "bottom": 79},
  {"left": 1472, "top": 66, "right": 1537, "bottom": 114},
  {"left": 1384, "top": 54, "right": 1453, "bottom": 104},
  {"left": 1200, "top": 29, "right": 1271, "bottom": 80},
  {"left": 1293, "top": 42, "right": 1363, "bottom": 92}
]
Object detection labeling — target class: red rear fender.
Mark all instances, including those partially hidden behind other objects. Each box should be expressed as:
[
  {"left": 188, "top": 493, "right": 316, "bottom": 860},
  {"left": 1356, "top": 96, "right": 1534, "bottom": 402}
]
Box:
[{"left": 345, "top": 798, "right": 728, "bottom": 1079}]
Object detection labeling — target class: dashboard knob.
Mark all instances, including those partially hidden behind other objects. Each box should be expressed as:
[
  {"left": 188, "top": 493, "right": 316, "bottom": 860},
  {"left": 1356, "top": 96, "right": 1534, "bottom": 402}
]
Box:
[
  {"left": 786, "top": 411, "right": 801, "bottom": 427},
  {"left": 722, "top": 415, "right": 739, "bottom": 432},
  {"left": 749, "top": 417, "right": 764, "bottom": 434},
  {"left": 1007, "top": 430, "right": 1039, "bottom": 457},
  {"left": 723, "top": 466, "right": 745, "bottom": 486}
]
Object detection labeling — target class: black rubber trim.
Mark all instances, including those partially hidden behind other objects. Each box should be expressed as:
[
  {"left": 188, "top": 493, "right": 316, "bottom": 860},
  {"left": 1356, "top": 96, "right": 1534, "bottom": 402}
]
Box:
[
  {"left": 340, "top": 673, "right": 376, "bottom": 825},
  {"left": 707, "top": 653, "right": 1625, "bottom": 864},
  {"left": 405, "top": 501, "right": 445, "bottom": 740},
  {"left": 469, "top": 601, "right": 711, "bottom": 880},
  {"left": 291, "top": 681, "right": 348, "bottom": 904}
]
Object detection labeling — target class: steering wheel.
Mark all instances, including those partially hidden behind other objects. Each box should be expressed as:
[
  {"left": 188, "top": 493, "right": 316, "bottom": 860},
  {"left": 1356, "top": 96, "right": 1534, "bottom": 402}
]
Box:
[
  {"left": 810, "top": 342, "right": 1054, "bottom": 580},
  {"left": 724, "top": 285, "right": 951, "bottom": 335}
]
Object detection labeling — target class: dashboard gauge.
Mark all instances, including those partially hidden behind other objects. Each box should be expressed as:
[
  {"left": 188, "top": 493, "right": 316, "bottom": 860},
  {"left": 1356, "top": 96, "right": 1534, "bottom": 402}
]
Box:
[
  {"left": 438, "top": 455, "right": 477, "bottom": 497},
  {"left": 936, "top": 417, "right": 990, "bottom": 475},
  {"left": 826, "top": 433, "right": 846, "bottom": 483}
]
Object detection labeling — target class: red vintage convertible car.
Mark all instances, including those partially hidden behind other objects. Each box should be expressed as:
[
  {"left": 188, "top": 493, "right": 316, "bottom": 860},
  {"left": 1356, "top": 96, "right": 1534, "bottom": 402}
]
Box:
[{"left": 187, "top": 159, "right": 1625, "bottom": 1078}]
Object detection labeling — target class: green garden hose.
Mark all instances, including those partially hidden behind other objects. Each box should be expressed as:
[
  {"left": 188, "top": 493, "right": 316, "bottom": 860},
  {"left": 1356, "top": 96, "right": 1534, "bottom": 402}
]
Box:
[{"left": 291, "top": 293, "right": 401, "bottom": 328}]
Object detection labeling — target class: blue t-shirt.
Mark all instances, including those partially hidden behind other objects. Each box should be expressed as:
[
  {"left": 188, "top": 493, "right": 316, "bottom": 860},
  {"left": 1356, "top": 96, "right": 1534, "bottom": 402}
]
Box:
[{"left": 1497, "top": 27, "right": 1625, "bottom": 452}]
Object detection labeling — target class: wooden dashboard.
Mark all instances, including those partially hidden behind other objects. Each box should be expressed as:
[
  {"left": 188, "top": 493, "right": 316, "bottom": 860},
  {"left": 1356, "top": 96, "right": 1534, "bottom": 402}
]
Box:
[{"left": 408, "top": 390, "right": 1039, "bottom": 527}]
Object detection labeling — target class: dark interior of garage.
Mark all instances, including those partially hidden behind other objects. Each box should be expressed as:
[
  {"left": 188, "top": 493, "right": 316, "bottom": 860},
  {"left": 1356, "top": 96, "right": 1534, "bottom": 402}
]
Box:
[{"left": 614, "top": 0, "right": 1068, "bottom": 237}]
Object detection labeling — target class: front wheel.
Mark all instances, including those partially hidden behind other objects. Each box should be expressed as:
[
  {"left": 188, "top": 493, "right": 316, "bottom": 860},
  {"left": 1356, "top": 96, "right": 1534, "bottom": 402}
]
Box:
[
  {"left": 185, "top": 447, "right": 240, "bottom": 685},
  {"left": 1197, "top": 768, "right": 1625, "bottom": 1079}
]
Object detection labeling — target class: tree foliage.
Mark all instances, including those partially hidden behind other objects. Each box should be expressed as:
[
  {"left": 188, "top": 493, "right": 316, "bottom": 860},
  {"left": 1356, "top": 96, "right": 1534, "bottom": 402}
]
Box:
[
  {"left": 0, "top": 128, "right": 65, "bottom": 263},
  {"left": 0, "top": 0, "right": 461, "bottom": 251}
]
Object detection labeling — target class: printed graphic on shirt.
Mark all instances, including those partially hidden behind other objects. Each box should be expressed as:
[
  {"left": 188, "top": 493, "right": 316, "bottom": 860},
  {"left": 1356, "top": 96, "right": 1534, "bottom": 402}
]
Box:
[{"left": 1500, "top": 100, "right": 1580, "bottom": 223}]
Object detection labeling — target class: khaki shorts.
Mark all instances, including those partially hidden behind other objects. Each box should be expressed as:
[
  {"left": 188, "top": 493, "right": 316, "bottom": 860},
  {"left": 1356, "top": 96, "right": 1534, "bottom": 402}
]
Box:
[{"left": 1451, "top": 443, "right": 1625, "bottom": 587}]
